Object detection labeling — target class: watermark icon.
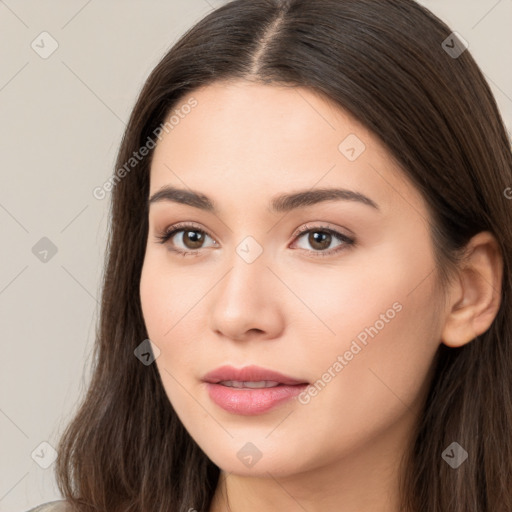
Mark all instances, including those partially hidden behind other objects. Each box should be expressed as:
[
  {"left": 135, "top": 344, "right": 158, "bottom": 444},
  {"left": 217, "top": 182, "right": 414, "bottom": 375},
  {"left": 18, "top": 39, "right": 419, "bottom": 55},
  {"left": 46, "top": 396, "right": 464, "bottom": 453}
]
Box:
[
  {"left": 31, "top": 31, "right": 59, "bottom": 59},
  {"left": 236, "top": 236, "right": 264, "bottom": 263},
  {"left": 504, "top": 187, "right": 512, "bottom": 200},
  {"left": 92, "top": 97, "right": 198, "bottom": 200},
  {"left": 32, "top": 237, "right": 58, "bottom": 263},
  {"left": 441, "top": 441, "right": 468, "bottom": 469},
  {"left": 298, "top": 301, "right": 403, "bottom": 404},
  {"left": 441, "top": 32, "right": 468, "bottom": 59},
  {"left": 338, "top": 133, "right": 366, "bottom": 161},
  {"left": 134, "top": 339, "right": 161, "bottom": 365},
  {"left": 237, "top": 442, "right": 263, "bottom": 468},
  {"left": 31, "top": 441, "right": 58, "bottom": 469}
]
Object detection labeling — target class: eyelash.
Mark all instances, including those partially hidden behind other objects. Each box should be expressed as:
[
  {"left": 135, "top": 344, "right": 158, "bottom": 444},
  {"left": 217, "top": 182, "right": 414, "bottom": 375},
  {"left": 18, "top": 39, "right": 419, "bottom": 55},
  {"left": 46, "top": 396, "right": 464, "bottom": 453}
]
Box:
[{"left": 154, "top": 222, "right": 355, "bottom": 258}]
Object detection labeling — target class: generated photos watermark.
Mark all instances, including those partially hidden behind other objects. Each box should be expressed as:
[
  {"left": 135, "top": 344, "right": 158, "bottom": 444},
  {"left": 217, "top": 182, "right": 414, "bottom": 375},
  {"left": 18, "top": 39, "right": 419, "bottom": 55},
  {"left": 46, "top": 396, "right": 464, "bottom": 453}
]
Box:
[{"left": 298, "top": 301, "right": 403, "bottom": 404}]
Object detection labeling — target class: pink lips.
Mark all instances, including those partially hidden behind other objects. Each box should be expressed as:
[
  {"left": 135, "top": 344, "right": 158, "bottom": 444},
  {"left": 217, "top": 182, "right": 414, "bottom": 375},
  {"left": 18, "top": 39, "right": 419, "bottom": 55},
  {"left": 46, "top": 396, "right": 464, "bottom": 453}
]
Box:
[
  {"left": 202, "top": 365, "right": 309, "bottom": 415},
  {"left": 203, "top": 365, "right": 307, "bottom": 386}
]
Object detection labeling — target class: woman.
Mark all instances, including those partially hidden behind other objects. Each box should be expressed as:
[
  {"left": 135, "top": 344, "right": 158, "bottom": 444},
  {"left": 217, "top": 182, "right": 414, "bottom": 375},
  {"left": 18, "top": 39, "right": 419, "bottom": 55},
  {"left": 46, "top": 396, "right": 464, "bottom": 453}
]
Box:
[{"left": 30, "top": 0, "right": 512, "bottom": 511}]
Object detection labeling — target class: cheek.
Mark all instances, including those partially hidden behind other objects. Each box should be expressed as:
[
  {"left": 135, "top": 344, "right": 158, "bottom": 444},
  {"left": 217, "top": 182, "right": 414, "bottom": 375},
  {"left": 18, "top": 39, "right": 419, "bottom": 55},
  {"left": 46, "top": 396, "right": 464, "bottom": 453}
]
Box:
[
  {"left": 305, "top": 290, "right": 440, "bottom": 459},
  {"left": 139, "top": 254, "right": 210, "bottom": 382},
  {"left": 140, "top": 261, "right": 197, "bottom": 420},
  {"left": 287, "top": 232, "right": 439, "bottom": 353},
  {"left": 295, "top": 236, "right": 442, "bottom": 437},
  {"left": 139, "top": 252, "right": 200, "bottom": 339}
]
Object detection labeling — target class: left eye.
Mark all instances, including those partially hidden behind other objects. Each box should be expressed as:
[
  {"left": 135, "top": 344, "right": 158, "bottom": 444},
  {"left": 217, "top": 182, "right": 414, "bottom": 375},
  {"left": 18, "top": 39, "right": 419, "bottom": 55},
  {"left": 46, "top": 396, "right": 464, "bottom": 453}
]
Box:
[{"left": 292, "top": 227, "right": 353, "bottom": 254}]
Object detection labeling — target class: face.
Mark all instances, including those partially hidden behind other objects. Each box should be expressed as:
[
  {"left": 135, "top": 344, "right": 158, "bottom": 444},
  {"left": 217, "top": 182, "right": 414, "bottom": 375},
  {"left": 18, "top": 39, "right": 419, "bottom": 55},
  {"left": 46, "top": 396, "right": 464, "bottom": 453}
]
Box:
[{"left": 140, "top": 80, "right": 446, "bottom": 478}]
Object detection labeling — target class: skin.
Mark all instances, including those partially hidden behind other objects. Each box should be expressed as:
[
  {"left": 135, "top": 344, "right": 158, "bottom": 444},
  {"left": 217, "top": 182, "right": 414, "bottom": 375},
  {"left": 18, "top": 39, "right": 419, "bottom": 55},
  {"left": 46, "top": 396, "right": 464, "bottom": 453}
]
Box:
[{"left": 139, "top": 80, "right": 503, "bottom": 512}]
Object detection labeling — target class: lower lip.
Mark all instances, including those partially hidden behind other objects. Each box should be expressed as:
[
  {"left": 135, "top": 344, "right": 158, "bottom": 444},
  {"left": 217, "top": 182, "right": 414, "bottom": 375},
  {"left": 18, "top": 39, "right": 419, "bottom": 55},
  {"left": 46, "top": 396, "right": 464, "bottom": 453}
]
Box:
[{"left": 205, "top": 382, "right": 308, "bottom": 415}]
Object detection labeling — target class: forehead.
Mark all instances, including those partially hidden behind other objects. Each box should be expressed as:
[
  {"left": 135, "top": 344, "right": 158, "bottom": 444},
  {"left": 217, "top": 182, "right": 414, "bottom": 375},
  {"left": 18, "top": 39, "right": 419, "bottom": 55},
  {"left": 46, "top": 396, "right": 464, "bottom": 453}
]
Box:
[{"left": 148, "top": 80, "right": 428, "bottom": 219}]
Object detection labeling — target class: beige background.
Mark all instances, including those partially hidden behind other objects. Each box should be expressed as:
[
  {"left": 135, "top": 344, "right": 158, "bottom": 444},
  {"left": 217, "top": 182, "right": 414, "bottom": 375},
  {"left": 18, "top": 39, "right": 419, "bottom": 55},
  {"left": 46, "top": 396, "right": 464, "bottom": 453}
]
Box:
[{"left": 0, "top": 1, "right": 511, "bottom": 511}]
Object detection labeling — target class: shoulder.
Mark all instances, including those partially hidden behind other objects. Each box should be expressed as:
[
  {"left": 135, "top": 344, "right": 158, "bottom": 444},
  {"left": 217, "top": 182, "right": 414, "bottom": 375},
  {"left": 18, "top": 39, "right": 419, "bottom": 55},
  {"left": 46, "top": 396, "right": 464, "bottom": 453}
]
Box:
[{"left": 25, "top": 500, "right": 73, "bottom": 512}]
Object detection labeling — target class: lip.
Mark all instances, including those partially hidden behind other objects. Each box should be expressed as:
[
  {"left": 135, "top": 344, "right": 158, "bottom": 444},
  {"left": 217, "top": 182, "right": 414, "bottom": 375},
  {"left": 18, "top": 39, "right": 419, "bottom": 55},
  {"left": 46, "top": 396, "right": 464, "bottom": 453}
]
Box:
[
  {"left": 202, "top": 365, "right": 308, "bottom": 386},
  {"left": 202, "top": 365, "right": 309, "bottom": 415}
]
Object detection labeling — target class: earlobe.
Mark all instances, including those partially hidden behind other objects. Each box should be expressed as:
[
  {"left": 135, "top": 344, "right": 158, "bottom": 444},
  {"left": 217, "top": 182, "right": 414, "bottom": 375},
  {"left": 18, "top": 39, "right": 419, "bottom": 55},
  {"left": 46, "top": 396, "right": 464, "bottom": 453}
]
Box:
[{"left": 441, "top": 231, "right": 503, "bottom": 348}]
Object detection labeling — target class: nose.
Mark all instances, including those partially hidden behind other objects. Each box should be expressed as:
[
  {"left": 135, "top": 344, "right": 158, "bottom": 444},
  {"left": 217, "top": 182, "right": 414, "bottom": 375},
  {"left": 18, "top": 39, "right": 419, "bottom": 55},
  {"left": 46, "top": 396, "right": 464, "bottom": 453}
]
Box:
[{"left": 208, "top": 242, "right": 284, "bottom": 342}]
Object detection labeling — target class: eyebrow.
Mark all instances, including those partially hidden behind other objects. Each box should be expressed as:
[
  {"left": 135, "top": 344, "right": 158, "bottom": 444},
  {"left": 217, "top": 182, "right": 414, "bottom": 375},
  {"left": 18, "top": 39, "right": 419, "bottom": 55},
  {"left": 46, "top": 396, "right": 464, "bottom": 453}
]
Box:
[{"left": 148, "top": 185, "right": 379, "bottom": 213}]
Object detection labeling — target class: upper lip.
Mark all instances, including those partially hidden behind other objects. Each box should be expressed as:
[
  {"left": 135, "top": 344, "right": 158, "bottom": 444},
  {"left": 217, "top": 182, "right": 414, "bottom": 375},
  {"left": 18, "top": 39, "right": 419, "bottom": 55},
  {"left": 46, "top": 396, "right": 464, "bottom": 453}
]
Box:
[{"left": 202, "top": 365, "right": 309, "bottom": 385}]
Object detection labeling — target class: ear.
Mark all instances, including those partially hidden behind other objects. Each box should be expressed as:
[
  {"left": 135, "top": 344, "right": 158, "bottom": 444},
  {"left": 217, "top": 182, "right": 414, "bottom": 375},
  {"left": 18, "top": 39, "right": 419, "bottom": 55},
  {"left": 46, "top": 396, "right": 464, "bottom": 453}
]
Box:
[{"left": 441, "top": 231, "right": 503, "bottom": 348}]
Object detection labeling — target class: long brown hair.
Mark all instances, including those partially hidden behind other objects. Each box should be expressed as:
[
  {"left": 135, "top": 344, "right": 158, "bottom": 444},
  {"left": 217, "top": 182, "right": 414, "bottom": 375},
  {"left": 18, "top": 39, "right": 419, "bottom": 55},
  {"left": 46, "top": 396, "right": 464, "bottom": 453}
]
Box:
[{"left": 55, "top": 1, "right": 512, "bottom": 511}]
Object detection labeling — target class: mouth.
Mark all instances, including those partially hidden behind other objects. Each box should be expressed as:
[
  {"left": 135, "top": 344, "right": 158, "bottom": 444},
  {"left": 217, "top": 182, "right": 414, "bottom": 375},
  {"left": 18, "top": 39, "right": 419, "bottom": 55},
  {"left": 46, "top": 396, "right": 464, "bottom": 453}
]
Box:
[
  {"left": 216, "top": 380, "right": 285, "bottom": 388},
  {"left": 202, "top": 364, "right": 309, "bottom": 386},
  {"left": 202, "top": 365, "right": 309, "bottom": 415}
]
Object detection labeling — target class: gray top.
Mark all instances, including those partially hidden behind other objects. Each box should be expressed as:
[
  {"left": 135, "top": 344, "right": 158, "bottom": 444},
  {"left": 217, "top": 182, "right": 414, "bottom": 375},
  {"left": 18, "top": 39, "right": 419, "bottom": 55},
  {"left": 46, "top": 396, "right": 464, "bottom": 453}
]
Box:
[{"left": 26, "top": 500, "right": 72, "bottom": 512}]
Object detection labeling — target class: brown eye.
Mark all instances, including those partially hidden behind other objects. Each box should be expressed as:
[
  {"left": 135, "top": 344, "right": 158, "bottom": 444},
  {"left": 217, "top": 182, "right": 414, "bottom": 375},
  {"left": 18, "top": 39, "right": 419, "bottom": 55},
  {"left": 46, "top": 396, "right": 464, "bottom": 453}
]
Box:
[
  {"left": 155, "top": 223, "right": 217, "bottom": 255},
  {"left": 180, "top": 229, "right": 206, "bottom": 250},
  {"left": 292, "top": 225, "right": 355, "bottom": 258},
  {"left": 307, "top": 231, "right": 332, "bottom": 251}
]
